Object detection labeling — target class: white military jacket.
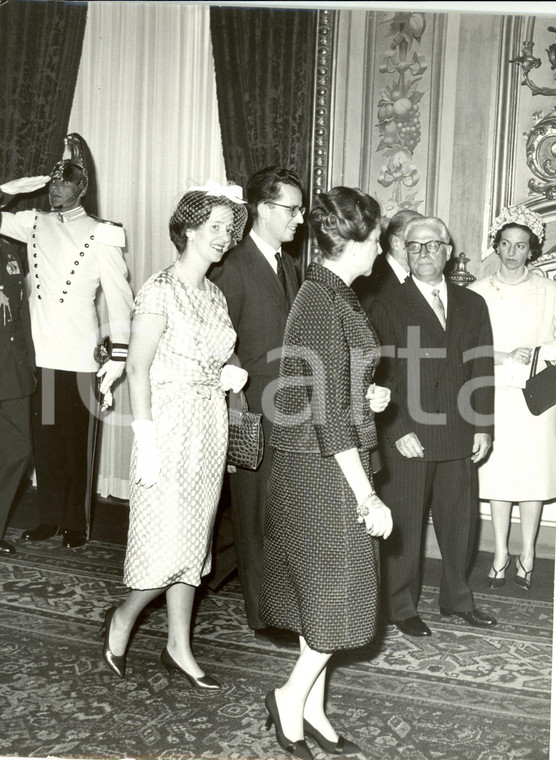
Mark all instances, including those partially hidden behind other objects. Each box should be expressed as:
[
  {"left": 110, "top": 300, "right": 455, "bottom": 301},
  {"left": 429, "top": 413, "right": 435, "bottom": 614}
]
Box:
[{"left": 0, "top": 206, "right": 133, "bottom": 372}]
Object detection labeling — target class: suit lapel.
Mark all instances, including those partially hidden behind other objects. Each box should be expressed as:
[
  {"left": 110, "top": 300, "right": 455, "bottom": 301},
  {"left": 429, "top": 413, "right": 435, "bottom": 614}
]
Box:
[
  {"left": 282, "top": 253, "right": 299, "bottom": 306},
  {"left": 243, "top": 237, "right": 290, "bottom": 315},
  {"left": 402, "top": 278, "right": 446, "bottom": 345},
  {"left": 431, "top": 283, "right": 472, "bottom": 382},
  {"left": 444, "top": 282, "right": 470, "bottom": 361}
]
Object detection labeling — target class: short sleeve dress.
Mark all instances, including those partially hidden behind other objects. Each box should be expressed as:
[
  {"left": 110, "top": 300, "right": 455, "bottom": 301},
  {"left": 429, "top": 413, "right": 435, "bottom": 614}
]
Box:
[
  {"left": 469, "top": 272, "right": 556, "bottom": 501},
  {"left": 259, "top": 263, "right": 382, "bottom": 653},
  {"left": 123, "top": 270, "right": 236, "bottom": 590}
]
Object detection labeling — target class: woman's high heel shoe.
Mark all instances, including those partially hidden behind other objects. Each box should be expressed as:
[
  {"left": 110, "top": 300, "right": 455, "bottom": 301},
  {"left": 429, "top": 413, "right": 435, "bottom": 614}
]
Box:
[
  {"left": 264, "top": 690, "right": 313, "bottom": 760},
  {"left": 160, "top": 647, "right": 221, "bottom": 690},
  {"left": 303, "top": 719, "right": 361, "bottom": 756},
  {"left": 100, "top": 606, "right": 126, "bottom": 679},
  {"left": 514, "top": 556, "right": 534, "bottom": 591},
  {"left": 487, "top": 555, "right": 511, "bottom": 588}
]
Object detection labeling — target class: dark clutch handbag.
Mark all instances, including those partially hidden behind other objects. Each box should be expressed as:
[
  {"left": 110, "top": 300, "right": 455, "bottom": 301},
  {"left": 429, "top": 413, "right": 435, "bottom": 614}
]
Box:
[
  {"left": 227, "top": 390, "right": 264, "bottom": 470},
  {"left": 522, "top": 346, "right": 556, "bottom": 416}
]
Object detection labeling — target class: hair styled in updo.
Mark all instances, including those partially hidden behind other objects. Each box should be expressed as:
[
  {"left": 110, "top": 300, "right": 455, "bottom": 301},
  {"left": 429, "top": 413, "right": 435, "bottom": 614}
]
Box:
[{"left": 309, "top": 187, "right": 381, "bottom": 261}]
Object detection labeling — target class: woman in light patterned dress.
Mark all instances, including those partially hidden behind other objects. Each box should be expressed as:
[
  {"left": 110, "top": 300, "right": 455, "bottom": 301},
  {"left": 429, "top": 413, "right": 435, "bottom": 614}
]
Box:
[{"left": 100, "top": 184, "right": 248, "bottom": 687}]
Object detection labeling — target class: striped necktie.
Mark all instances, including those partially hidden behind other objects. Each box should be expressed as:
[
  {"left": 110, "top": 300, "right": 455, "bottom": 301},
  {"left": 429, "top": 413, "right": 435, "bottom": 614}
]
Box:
[{"left": 431, "top": 288, "right": 446, "bottom": 329}]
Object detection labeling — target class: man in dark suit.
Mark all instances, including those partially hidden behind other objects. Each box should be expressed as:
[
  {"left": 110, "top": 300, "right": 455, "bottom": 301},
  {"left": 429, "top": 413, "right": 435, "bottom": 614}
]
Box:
[
  {"left": 0, "top": 180, "right": 38, "bottom": 554},
  {"left": 371, "top": 215, "right": 496, "bottom": 637},
  {"left": 353, "top": 209, "right": 422, "bottom": 312},
  {"left": 210, "top": 166, "right": 303, "bottom": 632}
]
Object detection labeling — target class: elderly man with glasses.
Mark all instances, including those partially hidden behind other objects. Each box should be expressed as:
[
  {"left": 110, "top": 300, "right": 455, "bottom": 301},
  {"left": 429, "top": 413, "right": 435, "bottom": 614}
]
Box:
[
  {"left": 210, "top": 166, "right": 303, "bottom": 639},
  {"left": 370, "top": 215, "right": 497, "bottom": 637}
]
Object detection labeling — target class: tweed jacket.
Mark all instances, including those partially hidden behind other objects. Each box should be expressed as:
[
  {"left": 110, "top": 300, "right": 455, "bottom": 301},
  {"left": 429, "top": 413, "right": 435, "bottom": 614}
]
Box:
[
  {"left": 270, "top": 263, "right": 380, "bottom": 456},
  {"left": 370, "top": 275, "right": 494, "bottom": 461}
]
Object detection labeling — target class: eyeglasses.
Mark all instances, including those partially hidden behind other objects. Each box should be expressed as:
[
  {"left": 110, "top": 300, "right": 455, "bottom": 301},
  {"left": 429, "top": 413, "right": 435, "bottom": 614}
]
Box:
[
  {"left": 265, "top": 201, "right": 306, "bottom": 218},
  {"left": 406, "top": 240, "right": 447, "bottom": 255}
]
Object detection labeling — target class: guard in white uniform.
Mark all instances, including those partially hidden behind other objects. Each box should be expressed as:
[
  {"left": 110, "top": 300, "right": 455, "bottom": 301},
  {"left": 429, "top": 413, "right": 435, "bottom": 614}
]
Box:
[{"left": 0, "top": 137, "right": 133, "bottom": 547}]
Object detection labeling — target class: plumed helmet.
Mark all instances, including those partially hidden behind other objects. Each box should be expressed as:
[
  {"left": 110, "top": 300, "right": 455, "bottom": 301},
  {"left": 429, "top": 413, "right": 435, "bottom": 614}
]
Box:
[{"left": 50, "top": 133, "right": 91, "bottom": 195}]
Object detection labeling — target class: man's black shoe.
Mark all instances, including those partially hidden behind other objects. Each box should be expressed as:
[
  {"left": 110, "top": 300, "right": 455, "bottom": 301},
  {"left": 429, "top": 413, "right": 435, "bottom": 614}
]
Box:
[
  {"left": 21, "top": 524, "right": 59, "bottom": 541},
  {"left": 439, "top": 606, "right": 497, "bottom": 627},
  {"left": 0, "top": 540, "right": 15, "bottom": 555},
  {"left": 253, "top": 627, "right": 299, "bottom": 648},
  {"left": 62, "top": 530, "right": 87, "bottom": 548},
  {"left": 394, "top": 615, "right": 432, "bottom": 637}
]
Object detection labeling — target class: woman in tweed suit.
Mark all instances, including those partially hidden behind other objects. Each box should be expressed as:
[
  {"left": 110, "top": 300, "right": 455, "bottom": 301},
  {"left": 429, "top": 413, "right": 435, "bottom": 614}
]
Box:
[{"left": 259, "top": 187, "right": 393, "bottom": 759}]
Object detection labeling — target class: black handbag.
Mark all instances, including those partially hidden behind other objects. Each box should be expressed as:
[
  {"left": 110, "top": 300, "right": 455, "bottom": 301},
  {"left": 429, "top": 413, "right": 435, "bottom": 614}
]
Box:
[
  {"left": 227, "top": 390, "right": 264, "bottom": 470},
  {"left": 522, "top": 346, "right": 556, "bottom": 416}
]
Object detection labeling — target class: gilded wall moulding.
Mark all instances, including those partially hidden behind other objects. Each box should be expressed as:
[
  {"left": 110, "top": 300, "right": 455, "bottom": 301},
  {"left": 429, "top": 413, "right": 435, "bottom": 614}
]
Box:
[
  {"left": 309, "top": 9, "right": 336, "bottom": 261},
  {"left": 526, "top": 111, "right": 556, "bottom": 199}
]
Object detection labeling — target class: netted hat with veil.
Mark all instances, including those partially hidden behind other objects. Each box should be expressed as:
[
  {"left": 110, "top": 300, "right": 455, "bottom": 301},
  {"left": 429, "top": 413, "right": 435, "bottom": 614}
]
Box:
[{"left": 170, "top": 181, "right": 248, "bottom": 246}]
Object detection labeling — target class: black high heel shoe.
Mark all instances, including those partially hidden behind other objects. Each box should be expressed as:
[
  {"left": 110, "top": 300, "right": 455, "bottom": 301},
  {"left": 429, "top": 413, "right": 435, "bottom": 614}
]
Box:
[
  {"left": 303, "top": 719, "right": 361, "bottom": 755},
  {"left": 514, "top": 556, "right": 534, "bottom": 591},
  {"left": 487, "top": 555, "right": 511, "bottom": 588},
  {"left": 100, "top": 606, "right": 126, "bottom": 678},
  {"left": 160, "top": 647, "right": 221, "bottom": 690},
  {"left": 264, "top": 690, "right": 313, "bottom": 760}
]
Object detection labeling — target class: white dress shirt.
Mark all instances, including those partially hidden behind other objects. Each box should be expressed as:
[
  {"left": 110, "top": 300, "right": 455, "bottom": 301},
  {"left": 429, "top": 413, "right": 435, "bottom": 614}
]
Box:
[
  {"left": 249, "top": 228, "right": 280, "bottom": 273},
  {"left": 386, "top": 252, "right": 409, "bottom": 283},
  {"left": 412, "top": 275, "right": 448, "bottom": 318}
]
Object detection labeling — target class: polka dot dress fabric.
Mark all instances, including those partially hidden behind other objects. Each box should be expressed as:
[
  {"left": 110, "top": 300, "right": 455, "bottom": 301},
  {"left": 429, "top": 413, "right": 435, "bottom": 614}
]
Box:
[
  {"left": 123, "top": 270, "right": 236, "bottom": 590},
  {"left": 259, "top": 263, "right": 381, "bottom": 652}
]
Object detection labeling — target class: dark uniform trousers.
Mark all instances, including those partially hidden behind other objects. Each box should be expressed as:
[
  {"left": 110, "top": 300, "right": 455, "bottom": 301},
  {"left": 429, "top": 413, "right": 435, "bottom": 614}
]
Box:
[
  {"left": 31, "top": 368, "right": 95, "bottom": 532},
  {"left": 0, "top": 392, "right": 32, "bottom": 537},
  {"left": 0, "top": 245, "right": 36, "bottom": 539}
]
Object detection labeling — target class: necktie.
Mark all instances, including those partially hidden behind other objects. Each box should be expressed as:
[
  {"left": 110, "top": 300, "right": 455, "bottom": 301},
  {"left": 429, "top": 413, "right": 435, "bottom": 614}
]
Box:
[
  {"left": 275, "top": 252, "right": 288, "bottom": 297},
  {"left": 431, "top": 288, "right": 446, "bottom": 329}
]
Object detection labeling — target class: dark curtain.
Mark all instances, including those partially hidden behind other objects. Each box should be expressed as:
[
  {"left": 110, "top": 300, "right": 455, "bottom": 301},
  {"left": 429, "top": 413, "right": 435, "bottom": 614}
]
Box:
[
  {"left": 0, "top": 0, "right": 88, "bottom": 214},
  {"left": 210, "top": 7, "right": 317, "bottom": 257}
]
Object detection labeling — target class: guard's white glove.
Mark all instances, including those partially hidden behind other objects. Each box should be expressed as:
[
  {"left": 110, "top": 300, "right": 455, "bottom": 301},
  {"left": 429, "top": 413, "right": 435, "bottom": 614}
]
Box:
[
  {"left": 97, "top": 360, "right": 126, "bottom": 406},
  {"left": 0, "top": 176, "right": 51, "bottom": 196},
  {"left": 101, "top": 388, "right": 113, "bottom": 411},
  {"left": 131, "top": 420, "right": 160, "bottom": 488},
  {"left": 220, "top": 364, "right": 248, "bottom": 393},
  {"left": 366, "top": 383, "right": 391, "bottom": 413}
]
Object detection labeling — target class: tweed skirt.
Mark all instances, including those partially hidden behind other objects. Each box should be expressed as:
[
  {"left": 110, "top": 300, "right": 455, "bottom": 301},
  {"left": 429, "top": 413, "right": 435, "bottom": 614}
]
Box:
[{"left": 259, "top": 448, "right": 380, "bottom": 653}]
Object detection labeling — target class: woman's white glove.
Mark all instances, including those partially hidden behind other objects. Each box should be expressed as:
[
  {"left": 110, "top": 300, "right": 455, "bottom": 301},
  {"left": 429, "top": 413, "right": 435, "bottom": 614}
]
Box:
[
  {"left": 366, "top": 384, "right": 391, "bottom": 413},
  {"left": 357, "top": 492, "right": 393, "bottom": 539},
  {"left": 131, "top": 420, "right": 159, "bottom": 488},
  {"left": 0, "top": 176, "right": 51, "bottom": 196},
  {"left": 220, "top": 364, "right": 248, "bottom": 393}
]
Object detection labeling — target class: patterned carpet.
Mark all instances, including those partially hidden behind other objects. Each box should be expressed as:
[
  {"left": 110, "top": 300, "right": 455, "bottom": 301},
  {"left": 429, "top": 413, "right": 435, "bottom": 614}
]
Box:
[{"left": 0, "top": 527, "right": 552, "bottom": 760}]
